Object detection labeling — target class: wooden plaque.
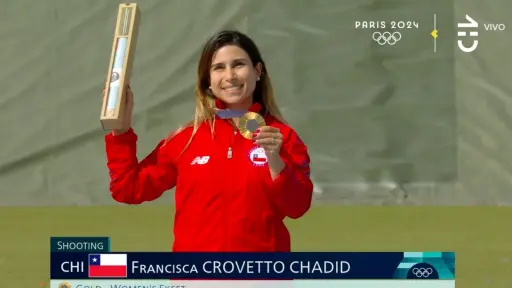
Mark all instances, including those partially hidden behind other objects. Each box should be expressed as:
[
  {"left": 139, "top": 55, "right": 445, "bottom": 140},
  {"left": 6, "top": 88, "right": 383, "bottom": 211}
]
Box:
[{"left": 100, "top": 3, "right": 141, "bottom": 130}]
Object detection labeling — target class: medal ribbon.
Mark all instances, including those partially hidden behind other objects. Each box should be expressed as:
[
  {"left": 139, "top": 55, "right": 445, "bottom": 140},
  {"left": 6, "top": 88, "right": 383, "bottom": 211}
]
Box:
[{"left": 214, "top": 109, "right": 248, "bottom": 119}]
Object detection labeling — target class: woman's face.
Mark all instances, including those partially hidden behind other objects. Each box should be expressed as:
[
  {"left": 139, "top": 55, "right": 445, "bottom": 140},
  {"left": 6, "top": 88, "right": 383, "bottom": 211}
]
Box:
[{"left": 209, "top": 45, "right": 261, "bottom": 106}]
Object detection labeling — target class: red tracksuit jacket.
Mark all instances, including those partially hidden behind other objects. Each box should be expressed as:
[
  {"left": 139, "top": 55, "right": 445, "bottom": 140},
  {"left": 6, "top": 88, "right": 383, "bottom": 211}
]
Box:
[{"left": 105, "top": 105, "right": 313, "bottom": 252}]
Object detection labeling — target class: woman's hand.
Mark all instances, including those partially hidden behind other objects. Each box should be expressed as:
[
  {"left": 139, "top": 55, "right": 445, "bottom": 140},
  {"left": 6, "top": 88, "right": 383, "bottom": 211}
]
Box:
[
  {"left": 102, "top": 82, "right": 134, "bottom": 135},
  {"left": 253, "top": 126, "right": 283, "bottom": 154},
  {"left": 253, "top": 126, "right": 286, "bottom": 180}
]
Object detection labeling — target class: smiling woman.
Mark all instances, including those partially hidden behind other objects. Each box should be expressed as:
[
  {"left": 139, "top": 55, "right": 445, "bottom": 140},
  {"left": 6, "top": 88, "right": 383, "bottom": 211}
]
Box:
[
  {"left": 104, "top": 29, "right": 313, "bottom": 252},
  {"left": 208, "top": 45, "right": 262, "bottom": 110}
]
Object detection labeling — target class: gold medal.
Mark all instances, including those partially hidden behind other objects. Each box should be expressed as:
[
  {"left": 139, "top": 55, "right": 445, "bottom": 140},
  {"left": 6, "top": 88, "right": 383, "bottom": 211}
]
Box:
[
  {"left": 238, "top": 112, "right": 265, "bottom": 140},
  {"left": 58, "top": 282, "right": 71, "bottom": 288}
]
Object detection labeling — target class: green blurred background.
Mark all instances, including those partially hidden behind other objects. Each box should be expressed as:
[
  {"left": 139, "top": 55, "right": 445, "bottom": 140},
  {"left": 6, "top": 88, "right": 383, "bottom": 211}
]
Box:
[{"left": 0, "top": 0, "right": 511, "bottom": 287}]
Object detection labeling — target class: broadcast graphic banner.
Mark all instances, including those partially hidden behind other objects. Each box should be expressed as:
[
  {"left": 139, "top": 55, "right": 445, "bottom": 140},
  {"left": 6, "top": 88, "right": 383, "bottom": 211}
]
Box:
[
  {"left": 51, "top": 280, "right": 455, "bottom": 288},
  {"left": 51, "top": 251, "right": 455, "bottom": 280},
  {"left": 50, "top": 237, "right": 455, "bottom": 287}
]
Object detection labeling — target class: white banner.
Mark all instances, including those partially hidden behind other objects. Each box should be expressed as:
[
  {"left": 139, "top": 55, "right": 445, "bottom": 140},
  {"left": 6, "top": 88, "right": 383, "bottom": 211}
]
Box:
[{"left": 51, "top": 279, "right": 455, "bottom": 288}]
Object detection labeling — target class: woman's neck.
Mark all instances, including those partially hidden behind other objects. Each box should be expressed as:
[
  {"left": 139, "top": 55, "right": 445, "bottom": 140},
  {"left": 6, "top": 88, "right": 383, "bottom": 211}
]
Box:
[{"left": 225, "top": 100, "right": 252, "bottom": 111}]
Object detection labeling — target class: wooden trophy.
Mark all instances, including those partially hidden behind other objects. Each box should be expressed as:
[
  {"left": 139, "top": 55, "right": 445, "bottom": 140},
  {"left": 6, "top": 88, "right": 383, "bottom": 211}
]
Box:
[{"left": 100, "top": 3, "right": 141, "bottom": 130}]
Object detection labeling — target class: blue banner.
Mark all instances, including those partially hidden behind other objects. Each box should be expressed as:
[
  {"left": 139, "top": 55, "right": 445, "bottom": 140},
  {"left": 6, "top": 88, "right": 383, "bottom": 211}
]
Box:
[{"left": 50, "top": 252, "right": 455, "bottom": 280}]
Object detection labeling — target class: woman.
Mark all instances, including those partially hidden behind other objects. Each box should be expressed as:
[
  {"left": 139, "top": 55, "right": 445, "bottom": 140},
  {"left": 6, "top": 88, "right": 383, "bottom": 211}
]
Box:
[{"left": 105, "top": 30, "right": 313, "bottom": 252}]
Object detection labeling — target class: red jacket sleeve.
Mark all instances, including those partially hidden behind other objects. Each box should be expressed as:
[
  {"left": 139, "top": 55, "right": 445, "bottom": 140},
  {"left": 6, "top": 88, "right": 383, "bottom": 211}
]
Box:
[
  {"left": 271, "top": 129, "right": 313, "bottom": 219},
  {"left": 105, "top": 128, "right": 185, "bottom": 204}
]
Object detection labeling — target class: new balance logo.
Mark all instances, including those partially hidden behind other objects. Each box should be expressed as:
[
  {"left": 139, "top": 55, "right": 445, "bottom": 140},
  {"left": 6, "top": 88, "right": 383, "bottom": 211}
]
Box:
[{"left": 191, "top": 156, "right": 210, "bottom": 165}]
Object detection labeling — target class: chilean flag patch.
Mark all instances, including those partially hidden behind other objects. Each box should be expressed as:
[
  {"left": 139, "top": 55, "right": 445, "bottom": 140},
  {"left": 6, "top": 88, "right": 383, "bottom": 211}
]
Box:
[{"left": 248, "top": 147, "right": 268, "bottom": 167}]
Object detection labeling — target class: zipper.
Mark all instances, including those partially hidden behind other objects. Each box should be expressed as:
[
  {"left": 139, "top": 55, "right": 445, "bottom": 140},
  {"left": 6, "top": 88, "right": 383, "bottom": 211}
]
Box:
[{"left": 224, "top": 124, "right": 238, "bottom": 249}]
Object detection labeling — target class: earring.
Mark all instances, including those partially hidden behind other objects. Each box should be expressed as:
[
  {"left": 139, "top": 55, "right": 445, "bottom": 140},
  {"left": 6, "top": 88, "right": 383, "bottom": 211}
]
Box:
[{"left": 257, "top": 77, "right": 260, "bottom": 81}]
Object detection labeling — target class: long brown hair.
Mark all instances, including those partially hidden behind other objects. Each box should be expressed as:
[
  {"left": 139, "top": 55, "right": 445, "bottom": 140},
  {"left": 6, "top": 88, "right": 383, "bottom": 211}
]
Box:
[{"left": 165, "top": 30, "right": 286, "bottom": 152}]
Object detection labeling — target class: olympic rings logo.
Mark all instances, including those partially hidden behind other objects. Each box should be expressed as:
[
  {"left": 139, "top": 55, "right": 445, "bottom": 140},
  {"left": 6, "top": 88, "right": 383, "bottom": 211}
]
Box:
[
  {"left": 372, "top": 31, "right": 402, "bottom": 45},
  {"left": 412, "top": 267, "right": 433, "bottom": 278}
]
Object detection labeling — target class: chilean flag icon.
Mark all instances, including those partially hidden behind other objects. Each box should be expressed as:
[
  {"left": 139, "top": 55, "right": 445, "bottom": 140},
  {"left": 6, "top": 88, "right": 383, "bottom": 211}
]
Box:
[
  {"left": 249, "top": 147, "right": 268, "bottom": 166},
  {"left": 88, "top": 254, "right": 127, "bottom": 278}
]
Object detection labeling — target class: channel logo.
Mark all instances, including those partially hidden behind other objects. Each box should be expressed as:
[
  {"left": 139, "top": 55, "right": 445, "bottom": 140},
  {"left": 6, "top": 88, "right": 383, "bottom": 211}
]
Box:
[
  {"left": 457, "top": 14, "right": 506, "bottom": 53},
  {"left": 457, "top": 15, "right": 479, "bottom": 53}
]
